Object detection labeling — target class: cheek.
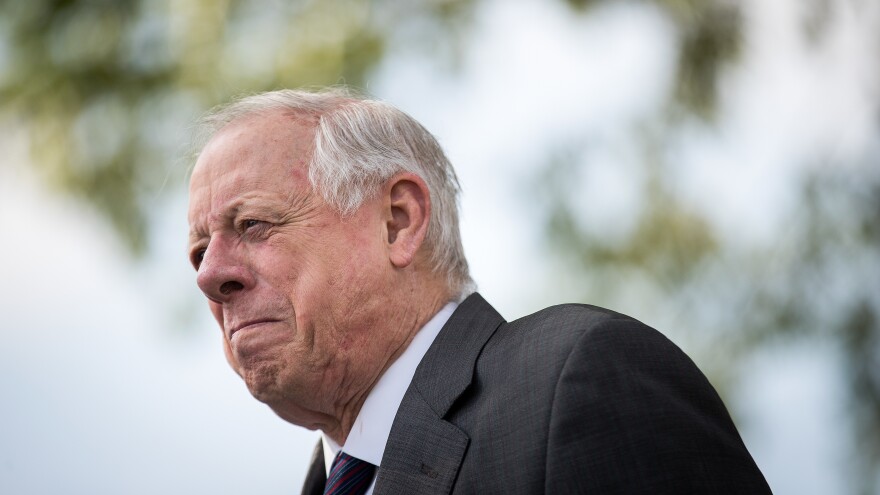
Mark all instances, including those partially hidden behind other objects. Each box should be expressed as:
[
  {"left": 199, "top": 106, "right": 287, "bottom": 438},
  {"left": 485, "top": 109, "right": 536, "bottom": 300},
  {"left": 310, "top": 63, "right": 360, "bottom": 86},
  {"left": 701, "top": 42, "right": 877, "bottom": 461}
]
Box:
[
  {"left": 209, "top": 301, "right": 224, "bottom": 329},
  {"left": 222, "top": 335, "right": 242, "bottom": 375},
  {"left": 320, "top": 244, "right": 375, "bottom": 295}
]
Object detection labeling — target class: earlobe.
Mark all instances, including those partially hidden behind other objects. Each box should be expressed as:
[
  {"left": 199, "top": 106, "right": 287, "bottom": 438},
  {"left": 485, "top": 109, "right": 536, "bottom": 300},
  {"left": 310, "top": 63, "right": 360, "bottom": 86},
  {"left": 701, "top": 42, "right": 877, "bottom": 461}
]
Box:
[{"left": 386, "top": 173, "right": 431, "bottom": 269}]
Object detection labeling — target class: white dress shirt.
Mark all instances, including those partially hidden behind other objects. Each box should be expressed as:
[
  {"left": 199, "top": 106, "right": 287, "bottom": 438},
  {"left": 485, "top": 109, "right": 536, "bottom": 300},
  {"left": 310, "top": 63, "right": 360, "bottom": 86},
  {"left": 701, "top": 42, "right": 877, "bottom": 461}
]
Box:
[{"left": 321, "top": 302, "right": 458, "bottom": 495}]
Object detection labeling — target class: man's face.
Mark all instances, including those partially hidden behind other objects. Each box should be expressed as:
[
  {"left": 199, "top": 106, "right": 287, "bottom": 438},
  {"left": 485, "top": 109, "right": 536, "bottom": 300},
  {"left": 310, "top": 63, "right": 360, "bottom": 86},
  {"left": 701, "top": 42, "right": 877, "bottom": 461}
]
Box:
[{"left": 187, "top": 111, "right": 393, "bottom": 429}]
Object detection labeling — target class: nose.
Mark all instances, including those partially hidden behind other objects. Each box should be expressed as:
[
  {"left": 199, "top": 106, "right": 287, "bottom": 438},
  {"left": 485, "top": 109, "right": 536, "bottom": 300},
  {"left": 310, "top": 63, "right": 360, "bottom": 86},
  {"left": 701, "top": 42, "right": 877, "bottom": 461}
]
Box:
[{"left": 196, "top": 236, "right": 255, "bottom": 303}]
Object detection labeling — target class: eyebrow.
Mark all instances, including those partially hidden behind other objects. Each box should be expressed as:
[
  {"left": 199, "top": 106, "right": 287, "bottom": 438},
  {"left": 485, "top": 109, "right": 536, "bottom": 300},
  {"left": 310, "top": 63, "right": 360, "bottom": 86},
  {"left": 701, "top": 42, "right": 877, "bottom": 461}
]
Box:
[
  {"left": 188, "top": 229, "right": 205, "bottom": 245},
  {"left": 187, "top": 196, "right": 289, "bottom": 245}
]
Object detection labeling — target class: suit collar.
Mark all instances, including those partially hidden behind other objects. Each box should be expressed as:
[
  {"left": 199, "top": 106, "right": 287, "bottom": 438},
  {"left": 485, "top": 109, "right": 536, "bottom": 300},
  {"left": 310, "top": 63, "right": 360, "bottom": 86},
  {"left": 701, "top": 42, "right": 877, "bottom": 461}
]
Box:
[
  {"left": 373, "top": 293, "right": 505, "bottom": 494},
  {"left": 300, "top": 440, "right": 326, "bottom": 495},
  {"left": 412, "top": 292, "right": 506, "bottom": 417}
]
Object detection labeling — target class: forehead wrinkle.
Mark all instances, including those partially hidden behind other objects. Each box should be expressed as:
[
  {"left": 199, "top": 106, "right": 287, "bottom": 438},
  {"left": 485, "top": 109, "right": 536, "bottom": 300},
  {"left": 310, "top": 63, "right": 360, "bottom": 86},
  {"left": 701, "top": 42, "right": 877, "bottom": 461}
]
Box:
[
  {"left": 188, "top": 229, "right": 206, "bottom": 246},
  {"left": 233, "top": 158, "right": 320, "bottom": 215},
  {"left": 189, "top": 177, "right": 310, "bottom": 242},
  {"left": 187, "top": 110, "right": 319, "bottom": 244},
  {"left": 186, "top": 185, "right": 242, "bottom": 245}
]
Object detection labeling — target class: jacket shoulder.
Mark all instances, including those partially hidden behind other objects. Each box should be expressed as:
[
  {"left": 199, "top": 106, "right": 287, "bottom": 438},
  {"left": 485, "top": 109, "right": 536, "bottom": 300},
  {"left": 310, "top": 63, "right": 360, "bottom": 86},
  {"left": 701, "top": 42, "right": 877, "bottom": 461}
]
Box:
[
  {"left": 499, "top": 302, "right": 660, "bottom": 354},
  {"left": 512, "top": 302, "right": 634, "bottom": 327}
]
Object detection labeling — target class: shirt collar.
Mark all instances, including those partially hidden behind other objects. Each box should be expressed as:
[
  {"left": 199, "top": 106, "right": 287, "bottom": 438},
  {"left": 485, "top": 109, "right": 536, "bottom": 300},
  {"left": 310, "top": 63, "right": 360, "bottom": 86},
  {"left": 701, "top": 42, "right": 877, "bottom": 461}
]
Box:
[{"left": 321, "top": 301, "right": 458, "bottom": 473}]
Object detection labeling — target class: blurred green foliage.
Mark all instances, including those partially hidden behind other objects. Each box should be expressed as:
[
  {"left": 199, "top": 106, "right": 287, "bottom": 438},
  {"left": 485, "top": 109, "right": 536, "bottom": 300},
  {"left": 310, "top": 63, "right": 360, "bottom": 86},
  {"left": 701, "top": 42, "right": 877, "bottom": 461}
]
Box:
[
  {"left": 1, "top": 0, "right": 877, "bottom": 493},
  {"left": 533, "top": 2, "right": 879, "bottom": 492},
  {"left": 0, "top": 0, "right": 476, "bottom": 252}
]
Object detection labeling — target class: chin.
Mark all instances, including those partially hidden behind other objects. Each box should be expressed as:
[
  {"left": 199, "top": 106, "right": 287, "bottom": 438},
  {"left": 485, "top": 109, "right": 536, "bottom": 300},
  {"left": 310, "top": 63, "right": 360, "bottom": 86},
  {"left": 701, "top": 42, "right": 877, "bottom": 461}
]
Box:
[
  {"left": 241, "top": 362, "right": 284, "bottom": 405},
  {"left": 245, "top": 372, "right": 321, "bottom": 430}
]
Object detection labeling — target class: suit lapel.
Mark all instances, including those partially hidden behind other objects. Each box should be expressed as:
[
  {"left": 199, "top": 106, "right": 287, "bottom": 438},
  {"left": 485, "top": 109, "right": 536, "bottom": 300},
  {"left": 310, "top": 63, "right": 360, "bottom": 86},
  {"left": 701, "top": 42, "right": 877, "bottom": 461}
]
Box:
[
  {"left": 373, "top": 293, "right": 505, "bottom": 494},
  {"left": 300, "top": 440, "right": 326, "bottom": 495}
]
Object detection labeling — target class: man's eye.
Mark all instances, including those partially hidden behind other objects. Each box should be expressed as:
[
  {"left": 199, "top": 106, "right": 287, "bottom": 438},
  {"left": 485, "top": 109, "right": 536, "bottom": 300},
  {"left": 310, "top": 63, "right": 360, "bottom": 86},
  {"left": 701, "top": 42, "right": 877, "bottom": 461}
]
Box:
[
  {"left": 240, "top": 219, "right": 270, "bottom": 238},
  {"left": 191, "top": 249, "right": 206, "bottom": 270},
  {"left": 242, "top": 219, "right": 272, "bottom": 232}
]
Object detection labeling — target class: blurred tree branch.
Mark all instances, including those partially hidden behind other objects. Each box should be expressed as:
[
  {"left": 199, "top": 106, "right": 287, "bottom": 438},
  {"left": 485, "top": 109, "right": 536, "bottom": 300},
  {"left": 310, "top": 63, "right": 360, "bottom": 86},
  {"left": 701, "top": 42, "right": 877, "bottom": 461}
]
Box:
[
  {"left": 0, "top": 0, "right": 477, "bottom": 252},
  {"left": 532, "top": 2, "right": 880, "bottom": 492}
]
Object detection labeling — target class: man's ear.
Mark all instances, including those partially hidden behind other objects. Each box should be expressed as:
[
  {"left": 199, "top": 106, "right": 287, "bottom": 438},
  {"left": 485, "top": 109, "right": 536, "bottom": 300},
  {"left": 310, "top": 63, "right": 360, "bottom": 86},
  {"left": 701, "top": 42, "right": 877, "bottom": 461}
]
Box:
[{"left": 384, "top": 172, "right": 431, "bottom": 268}]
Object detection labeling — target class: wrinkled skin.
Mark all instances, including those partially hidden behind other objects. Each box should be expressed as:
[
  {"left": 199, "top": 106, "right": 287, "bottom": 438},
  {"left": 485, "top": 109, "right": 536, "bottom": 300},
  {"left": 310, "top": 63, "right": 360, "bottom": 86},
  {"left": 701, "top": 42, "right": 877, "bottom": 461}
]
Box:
[{"left": 187, "top": 110, "right": 448, "bottom": 442}]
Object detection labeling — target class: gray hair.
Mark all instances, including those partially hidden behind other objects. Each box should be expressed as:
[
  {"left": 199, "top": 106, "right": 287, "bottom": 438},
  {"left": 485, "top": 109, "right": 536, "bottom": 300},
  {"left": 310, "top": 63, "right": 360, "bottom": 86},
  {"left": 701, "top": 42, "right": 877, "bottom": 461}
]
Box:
[{"left": 195, "top": 87, "right": 475, "bottom": 297}]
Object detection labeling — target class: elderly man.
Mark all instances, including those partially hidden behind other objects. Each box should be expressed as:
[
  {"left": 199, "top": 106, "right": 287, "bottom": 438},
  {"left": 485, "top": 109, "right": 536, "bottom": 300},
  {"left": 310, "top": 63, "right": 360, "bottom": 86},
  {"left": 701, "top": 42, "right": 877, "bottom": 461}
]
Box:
[{"left": 187, "top": 88, "right": 771, "bottom": 494}]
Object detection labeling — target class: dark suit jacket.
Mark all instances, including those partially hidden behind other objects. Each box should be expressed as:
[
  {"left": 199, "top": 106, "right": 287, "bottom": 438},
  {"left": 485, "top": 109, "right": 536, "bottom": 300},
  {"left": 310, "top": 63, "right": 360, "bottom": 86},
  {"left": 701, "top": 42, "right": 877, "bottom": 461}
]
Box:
[{"left": 302, "top": 293, "right": 771, "bottom": 494}]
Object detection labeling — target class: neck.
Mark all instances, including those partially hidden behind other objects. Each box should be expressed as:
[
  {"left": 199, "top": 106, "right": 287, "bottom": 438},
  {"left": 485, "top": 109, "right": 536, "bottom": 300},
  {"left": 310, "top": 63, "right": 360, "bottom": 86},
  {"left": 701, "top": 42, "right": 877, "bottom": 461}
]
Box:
[{"left": 325, "top": 279, "right": 451, "bottom": 444}]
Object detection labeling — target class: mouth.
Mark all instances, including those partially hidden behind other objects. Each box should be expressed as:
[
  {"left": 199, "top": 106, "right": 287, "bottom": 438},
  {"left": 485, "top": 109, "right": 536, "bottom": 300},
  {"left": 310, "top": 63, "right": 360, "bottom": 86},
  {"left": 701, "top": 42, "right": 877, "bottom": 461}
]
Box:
[{"left": 228, "top": 319, "right": 278, "bottom": 340}]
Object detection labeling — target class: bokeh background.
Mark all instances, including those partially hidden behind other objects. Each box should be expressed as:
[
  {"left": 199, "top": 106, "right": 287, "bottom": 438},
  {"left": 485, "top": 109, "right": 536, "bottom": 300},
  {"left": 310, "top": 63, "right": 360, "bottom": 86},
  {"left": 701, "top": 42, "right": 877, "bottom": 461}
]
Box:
[{"left": 2, "top": 0, "right": 878, "bottom": 493}]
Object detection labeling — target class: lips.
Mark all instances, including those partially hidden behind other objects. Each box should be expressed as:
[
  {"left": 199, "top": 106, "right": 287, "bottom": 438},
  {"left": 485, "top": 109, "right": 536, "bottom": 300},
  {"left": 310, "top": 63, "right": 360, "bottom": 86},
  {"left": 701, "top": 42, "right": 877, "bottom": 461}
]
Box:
[{"left": 228, "top": 319, "right": 278, "bottom": 339}]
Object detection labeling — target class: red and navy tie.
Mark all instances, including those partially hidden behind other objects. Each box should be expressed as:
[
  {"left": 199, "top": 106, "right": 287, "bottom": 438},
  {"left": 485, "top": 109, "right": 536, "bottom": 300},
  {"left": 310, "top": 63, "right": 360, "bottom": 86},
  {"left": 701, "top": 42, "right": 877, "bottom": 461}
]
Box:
[{"left": 323, "top": 451, "right": 376, "bottom": 495}]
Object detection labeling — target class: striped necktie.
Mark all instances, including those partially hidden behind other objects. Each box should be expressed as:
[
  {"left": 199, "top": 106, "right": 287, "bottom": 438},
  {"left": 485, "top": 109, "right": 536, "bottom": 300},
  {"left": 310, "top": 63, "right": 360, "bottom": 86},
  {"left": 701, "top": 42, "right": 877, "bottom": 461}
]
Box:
[{"left": 323, "top": 451, "right": 376, "bottom": 495}]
